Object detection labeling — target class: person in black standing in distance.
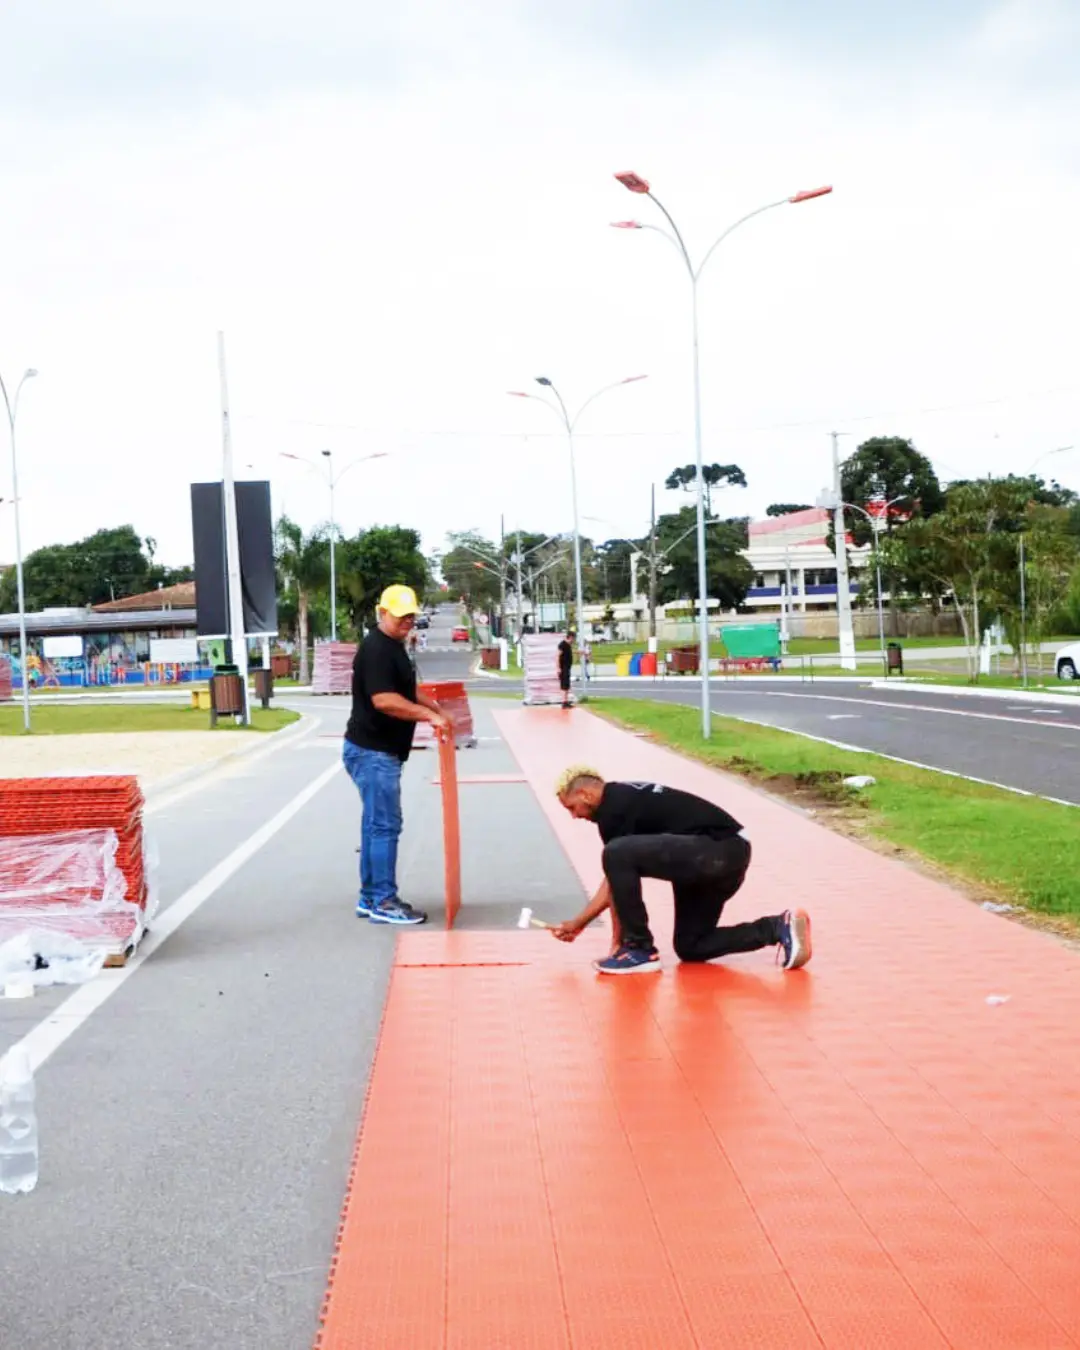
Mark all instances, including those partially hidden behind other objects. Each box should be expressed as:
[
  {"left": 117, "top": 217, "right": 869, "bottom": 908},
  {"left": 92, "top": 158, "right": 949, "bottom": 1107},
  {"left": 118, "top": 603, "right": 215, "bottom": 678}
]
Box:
[
  {"left": 557, "top": 630, "right": 574, "bottom": 709},
  {"left": 551, "top": 766, "right": 812, "bottom": 975},
  {"left": 342, "top": 585, "right": 450, "bottom": 926}
]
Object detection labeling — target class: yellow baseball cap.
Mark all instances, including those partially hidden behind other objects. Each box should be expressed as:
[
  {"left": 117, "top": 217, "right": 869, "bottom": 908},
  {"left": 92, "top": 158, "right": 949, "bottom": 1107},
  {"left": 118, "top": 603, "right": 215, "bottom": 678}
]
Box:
[{"left": 378, "top": 584, "right": 421, "bottom": 617}]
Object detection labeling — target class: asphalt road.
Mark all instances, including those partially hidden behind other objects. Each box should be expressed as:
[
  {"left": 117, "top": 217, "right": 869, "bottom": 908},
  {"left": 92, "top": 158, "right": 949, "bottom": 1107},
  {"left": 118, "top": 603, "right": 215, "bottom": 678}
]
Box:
[
  {"left": 478, "top": 673, "right": 1080, "bottom": 806},
  {"left": 0, "top": 624, "right": 582, "bottom": 1350}
]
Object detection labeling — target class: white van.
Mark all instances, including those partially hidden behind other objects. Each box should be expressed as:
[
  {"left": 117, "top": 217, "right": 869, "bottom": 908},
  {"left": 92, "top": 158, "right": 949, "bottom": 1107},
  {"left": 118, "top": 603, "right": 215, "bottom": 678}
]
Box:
[{"left": 1056, "top": 641, "right": 1080, "bottom": 680}]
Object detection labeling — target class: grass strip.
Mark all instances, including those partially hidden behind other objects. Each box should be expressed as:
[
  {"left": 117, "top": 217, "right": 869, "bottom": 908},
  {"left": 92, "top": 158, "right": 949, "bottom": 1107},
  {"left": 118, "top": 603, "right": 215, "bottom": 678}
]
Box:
[
  {"left": 594, "top": 697, "right": 1080, "bottom": 920},
  {"left": 0, "top": 704, "right": 299, "bottom": 736}
]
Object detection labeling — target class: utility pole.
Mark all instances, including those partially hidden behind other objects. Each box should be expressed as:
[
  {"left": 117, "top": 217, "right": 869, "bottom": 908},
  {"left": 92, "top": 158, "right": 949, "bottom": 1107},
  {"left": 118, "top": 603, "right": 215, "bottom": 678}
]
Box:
[
  {"left": 515, "top": 529, "right": 524, "bottom": 638},
  {"left": 648, "top": 483, "right": 659, "bottom": 639},
  {"left": 831, "top": 431, "right": 857, "bottom": 671},
  {"left": 499, "top": 514, "right": 507, "bottom": 640},
  {"left": 218, "top": 332, "right": 251, "bottom": 724}
]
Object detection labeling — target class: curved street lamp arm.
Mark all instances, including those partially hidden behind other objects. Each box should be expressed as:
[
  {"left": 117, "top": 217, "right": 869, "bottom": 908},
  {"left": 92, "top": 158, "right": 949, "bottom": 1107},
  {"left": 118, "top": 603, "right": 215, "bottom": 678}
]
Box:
[
  {"left": 569, "top": 377, "right": 646, "bottom": 432},
  {"left": 644, "top": 192, "right": 694, "bottom": 276},
  {"left": 507, "top": 390, "right": 566, "bottom": 429},
  {"left": 695, "top": 197, "right": 790, "bottom": 282},
  {"left": 333, "top": 451, "right": 389, "bottom": 487}
]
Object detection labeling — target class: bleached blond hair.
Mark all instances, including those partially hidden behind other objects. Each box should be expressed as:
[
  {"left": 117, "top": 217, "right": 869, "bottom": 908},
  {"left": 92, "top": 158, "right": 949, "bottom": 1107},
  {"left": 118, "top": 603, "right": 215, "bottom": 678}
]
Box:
[{"left": 554, "top": 765, "right": 605, "bottom": 798}]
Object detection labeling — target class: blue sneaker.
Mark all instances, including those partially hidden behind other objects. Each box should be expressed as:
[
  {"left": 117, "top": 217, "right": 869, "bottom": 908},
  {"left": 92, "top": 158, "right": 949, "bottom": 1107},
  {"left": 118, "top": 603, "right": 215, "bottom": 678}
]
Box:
[
  {"left": 777, "top": 909, "right": 812, "bottom": 970},
  {"left": 356, "top": 895, "right": 375, "bottom": 918},
  {"left": 593, "top": 944, "right": 661, "bottom": 976},
  {"left": 369, "top": 899, "right": 428, "bottom": 926}
]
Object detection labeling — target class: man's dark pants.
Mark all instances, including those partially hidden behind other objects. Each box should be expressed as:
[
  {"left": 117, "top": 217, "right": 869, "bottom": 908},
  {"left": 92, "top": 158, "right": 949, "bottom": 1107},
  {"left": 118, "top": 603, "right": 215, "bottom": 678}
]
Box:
[{"left": 602, "top": 834, "right": 781, "bottom": 960}]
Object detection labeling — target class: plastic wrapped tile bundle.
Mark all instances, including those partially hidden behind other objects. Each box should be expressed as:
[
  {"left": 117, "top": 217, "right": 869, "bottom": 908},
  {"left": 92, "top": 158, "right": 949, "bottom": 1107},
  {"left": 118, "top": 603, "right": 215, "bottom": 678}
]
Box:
[
  {"left": 522, "top": 633, "right": 564, "bottom": 706},
  {"left": 414, "top": 681, "right": 476, "bottom": 749},
  {"left": 0, "top": 655, "right": 11, "bottom": 703},
  {"left": 0, "top": 775, "right": 151, "bottom": 961},
  {"left": 0, "top": 827, "right": 146, "bottom": 956},
  {"left": 311, "top": 641, "right": 357, "bottom": 694}
]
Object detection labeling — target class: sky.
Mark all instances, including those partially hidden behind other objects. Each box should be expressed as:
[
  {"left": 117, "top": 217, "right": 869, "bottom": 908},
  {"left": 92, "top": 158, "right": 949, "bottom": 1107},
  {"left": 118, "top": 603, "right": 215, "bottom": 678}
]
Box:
[{"left": 1, "top": 0, "right": 1079, "bottom": 571}]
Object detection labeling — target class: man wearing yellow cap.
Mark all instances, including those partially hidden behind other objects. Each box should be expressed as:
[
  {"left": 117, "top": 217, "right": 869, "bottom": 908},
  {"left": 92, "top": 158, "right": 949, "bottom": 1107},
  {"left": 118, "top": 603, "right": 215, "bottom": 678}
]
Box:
[{"left": 343, "top": 585, "right": 450, "bottom": 925}]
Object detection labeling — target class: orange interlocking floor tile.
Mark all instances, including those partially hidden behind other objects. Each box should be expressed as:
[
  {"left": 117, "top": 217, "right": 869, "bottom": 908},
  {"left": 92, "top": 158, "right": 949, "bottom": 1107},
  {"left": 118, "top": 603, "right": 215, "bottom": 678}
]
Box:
[{"left": 315, "top": 709, "right": 1080, "bottom": 1349}]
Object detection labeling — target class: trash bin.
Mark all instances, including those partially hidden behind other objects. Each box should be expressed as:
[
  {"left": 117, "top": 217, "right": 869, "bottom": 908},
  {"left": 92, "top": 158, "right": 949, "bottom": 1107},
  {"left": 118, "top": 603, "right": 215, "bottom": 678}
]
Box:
[
  {"left": 629, "top": 652, "right": 643, "bottom": 677},
  {"left": 270, "top": 653, "right": 291, "bottom": 679},
  {"left": 480, "top": 647, "right": 500, "bottom": 670},
  {"left": 615, "top": 653, "right": 632, "bottom": 677},
  {"left": 886, "top": 642, "right": 903, "bottom": 675},
  {"left": 209, "top": 671, "right": 245, "bottom": 726},
  {"left": 640, "top": 652, "right": 658, "bottom": 677},
  {"left": 252, "top": 667, "right": 274, "bottom": 709},
  {"left": 669, "top": 646, "right": 700, "bottom": 675}
]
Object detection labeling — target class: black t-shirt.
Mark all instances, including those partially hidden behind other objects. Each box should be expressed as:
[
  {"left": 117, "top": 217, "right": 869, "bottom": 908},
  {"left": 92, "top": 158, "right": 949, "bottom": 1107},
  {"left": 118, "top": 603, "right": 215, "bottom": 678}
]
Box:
[
  {"left": 557, "top": 640, "right": 573, "bottom": 673},
  {"left": 344, "top": 628, "right": 419, "bottom": 761},
  {"left": 592, "top": 781, "right": 743, "bottom": 845}
]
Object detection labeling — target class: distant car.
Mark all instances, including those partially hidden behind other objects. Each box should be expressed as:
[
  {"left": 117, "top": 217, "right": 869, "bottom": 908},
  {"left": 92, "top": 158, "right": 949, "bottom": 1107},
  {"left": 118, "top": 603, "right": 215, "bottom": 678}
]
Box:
[
  {"left": 415, "top": 614, "right": 430, "bottom": 629},
  {"left": 1056, "top": 641, "right": 1080, "bottom": 680},
  {"left": 451, "top": 626, "right": 469, "bottom": 643}
]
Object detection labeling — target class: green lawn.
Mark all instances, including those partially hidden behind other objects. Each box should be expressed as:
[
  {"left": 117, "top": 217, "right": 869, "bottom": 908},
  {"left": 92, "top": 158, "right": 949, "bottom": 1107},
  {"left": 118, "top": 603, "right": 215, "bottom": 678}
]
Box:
[
  {"left": 594, "top": 698, "right": 1080, "bottom": 920},
  {"left": 0, "top": 704, "right": 299, "bottom": 736}
]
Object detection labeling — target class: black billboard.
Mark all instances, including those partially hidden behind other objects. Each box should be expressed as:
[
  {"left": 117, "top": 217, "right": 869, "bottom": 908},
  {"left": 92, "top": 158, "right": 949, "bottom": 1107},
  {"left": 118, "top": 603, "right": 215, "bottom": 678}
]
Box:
[{"left": 190, "top": 480, "right": 278, "bottom": 638}]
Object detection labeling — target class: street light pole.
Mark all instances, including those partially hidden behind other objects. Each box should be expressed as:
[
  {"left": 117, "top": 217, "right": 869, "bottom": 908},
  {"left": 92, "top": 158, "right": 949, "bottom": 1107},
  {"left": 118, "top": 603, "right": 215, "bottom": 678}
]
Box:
[
  {"left": 280, "top": 449, "right": 389, "bottom": 646},
  {"left": 508, "top": 375, "right": 647, "bottom": 695},
  {"left": 321, "top": 450, "right": 337, "bottom": 642},
  {"left": 0, "top": 367, "right": 37, "bottom": 732},
  {"left": 612, "top": 171, "right": 832, "bottom": 737}
]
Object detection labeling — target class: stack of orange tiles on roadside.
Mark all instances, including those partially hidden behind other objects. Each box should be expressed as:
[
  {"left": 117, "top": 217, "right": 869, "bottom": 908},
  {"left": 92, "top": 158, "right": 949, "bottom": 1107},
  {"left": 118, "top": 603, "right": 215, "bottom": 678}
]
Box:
[
  {"left": 0, "top": 775, "right": 150, "bottom": 960},
  {"left": 311, "top": 642, "right": 357, "bottom": 694}
]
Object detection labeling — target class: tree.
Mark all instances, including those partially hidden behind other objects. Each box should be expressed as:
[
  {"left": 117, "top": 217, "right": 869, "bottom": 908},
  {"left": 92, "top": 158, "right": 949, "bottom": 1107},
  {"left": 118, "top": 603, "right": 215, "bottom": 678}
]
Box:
[
  {"left": 339, "top": 525, "right": 429, "bottom": 631},
  {"left": 766, "top": 503, "right": 812, "bottom": 517},
  {"left": 0, "top": 524, "right": 156, "bottom": 611},
  {"left": 664, "top": 462, "right": 747, "bottom": 516},
  {"left": 890, "top": 478, "right": 1034, "bottom": 679},
  {"left": 274, "top": 516, "right": 330, "bottom": 686},
  {"left": 437, "top": 532, "right": 503, "bottom": 611},
  {"left": 654, "top": 506, "right": 753, "bottom": 612},
  {"left": 592, "top": 538, "right": 636, "bottom": 601}
]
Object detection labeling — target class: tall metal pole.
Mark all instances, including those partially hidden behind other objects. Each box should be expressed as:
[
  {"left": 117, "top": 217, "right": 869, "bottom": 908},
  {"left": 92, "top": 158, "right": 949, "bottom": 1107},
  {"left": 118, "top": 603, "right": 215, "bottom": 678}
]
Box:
[
  {"left": 1019, "top": 530, "right": 1027, "bottom": 689},
  {"left": 324, "top": 450, "right": 337, "bottom": 643},
  {"left": 0, "top": 368, "right": 36, "bottom": 732},
  {"left": 648, "top": 482, "right": 658, "bottom": 640},
  {"left": 515, "top": 529, "right": 524, "bottom": 639},
  {"left": 874, "top": 521, "right": 886, "bottom": 669},
  {"left": 611, "top": 174, "right": 832, "bottom": 735},
  {"left": 499, "top": 514, "right": 507, "bottom": 641},
  {"left": 217, "top": 332, "right": 250, "bottom": 724},
  {"left": 831, "top": 432, "right": 857, "bottom": 671}
]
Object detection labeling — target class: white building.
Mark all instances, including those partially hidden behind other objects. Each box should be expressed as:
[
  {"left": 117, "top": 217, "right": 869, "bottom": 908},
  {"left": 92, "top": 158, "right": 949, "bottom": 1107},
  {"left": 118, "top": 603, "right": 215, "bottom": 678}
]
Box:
[{"left": 741, "top": 507, "right": 871, "bottom": 614}]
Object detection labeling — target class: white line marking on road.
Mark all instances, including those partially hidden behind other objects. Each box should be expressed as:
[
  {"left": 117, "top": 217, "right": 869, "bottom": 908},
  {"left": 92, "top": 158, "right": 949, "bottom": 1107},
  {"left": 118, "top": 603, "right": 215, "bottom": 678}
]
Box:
[
  {"left": 12, "top": 759, "right": 342, "bottom": 1075},
  {"left": 708, "top": 709, "right": 1079, "bottom": 809},
  {"left": 1007, "top": 705, "right": 1060, "bottom": 714},
  {"left": 719, "top": 688, "right": 1080, "bottom": 733},
  {"left": 826, "top": 714, "right": 861, "bottom": 720}
]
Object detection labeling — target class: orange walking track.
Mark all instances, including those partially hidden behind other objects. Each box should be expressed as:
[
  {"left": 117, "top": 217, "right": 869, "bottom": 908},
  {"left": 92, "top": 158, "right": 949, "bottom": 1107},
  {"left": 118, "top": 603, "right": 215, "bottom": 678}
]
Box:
[{"left": 316, "top": 708, "right": 1080, "bottom": 1349}]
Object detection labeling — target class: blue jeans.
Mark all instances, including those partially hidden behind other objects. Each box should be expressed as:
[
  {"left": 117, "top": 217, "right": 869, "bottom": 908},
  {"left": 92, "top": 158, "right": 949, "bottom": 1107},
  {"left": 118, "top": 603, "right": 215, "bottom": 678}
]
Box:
[{"left": 342, "top": 743, "right": 403, "bottom": 909}]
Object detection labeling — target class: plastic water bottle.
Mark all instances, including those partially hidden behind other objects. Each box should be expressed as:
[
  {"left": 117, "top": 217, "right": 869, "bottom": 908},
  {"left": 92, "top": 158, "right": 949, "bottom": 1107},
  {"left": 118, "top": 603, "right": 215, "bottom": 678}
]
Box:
[{"left": 0, "top": 1046, "right": 38, "bottom": 1195}]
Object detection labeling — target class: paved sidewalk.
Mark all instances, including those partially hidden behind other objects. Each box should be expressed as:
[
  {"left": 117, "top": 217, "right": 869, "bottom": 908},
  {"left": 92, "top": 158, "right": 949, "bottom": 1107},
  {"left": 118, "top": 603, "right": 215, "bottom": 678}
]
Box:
[{"left": 318, "top": 707, "right": 1080, "bottom": 1349}]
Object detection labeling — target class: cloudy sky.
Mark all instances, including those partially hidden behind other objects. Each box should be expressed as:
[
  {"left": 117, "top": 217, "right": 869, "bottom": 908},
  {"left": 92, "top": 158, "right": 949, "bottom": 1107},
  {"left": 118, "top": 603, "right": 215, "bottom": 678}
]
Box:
[{"left": 2, "top": 0, "right": 1078, "bottom": 570}]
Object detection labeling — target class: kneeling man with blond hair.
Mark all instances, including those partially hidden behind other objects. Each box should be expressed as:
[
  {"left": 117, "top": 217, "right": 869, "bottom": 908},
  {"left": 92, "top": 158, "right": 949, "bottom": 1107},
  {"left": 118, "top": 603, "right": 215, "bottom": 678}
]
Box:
[{"left": 552, "top": 765, "right": 812, "bottom": 975}]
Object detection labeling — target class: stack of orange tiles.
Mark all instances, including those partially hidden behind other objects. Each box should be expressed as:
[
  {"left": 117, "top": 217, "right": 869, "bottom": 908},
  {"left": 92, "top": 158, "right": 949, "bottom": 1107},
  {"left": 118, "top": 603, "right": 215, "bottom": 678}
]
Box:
[
  {"left": 0, "top": 775, "right": 148, "bottom": 955},
  {"left": 312, "top": 642, "right": 357, "bottom": 695}
]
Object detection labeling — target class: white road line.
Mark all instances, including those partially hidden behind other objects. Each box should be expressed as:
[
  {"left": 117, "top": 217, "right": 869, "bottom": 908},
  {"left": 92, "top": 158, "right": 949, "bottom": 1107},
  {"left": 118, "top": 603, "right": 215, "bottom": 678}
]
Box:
[
  {"left": 826, "top": 714, "right": 861, "bottom": 721},
  {"left": 717, "top": 688, "right": 1080, "bottom": 733},
  {"left": 12, "top": 759, "right": 342, "bottom": 1075},
  {"left": 711, "top": 709, "right": 1079, "bottom": 809}
]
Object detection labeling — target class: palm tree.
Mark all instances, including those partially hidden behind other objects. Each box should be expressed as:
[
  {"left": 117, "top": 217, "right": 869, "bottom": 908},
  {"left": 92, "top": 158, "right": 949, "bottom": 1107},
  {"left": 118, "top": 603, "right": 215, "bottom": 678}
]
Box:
[{"left": 274, "top": 515, "right": 330, "bottom": 686}]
